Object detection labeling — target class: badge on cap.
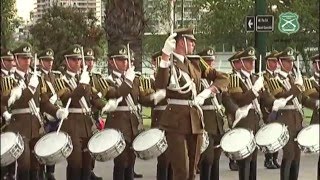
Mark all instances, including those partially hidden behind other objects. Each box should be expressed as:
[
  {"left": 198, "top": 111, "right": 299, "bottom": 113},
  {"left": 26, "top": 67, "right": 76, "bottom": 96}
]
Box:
[
  {"left": 46, "top": 50, "right": 53, "bottom": 56},
  {"left": 248, "top": 49, "right": 255, "bottom": 56},
  {"left": 73, "top": 47, "right": 81, "bottom": 54},
  {"left": 207, "top": 49, "right": 214, "bottom": 56},
  {"left": 7, "top": 51, "right": 12, "bottom": 55},
  {"left": 87, "top": 50, "right": 93, "bottom": 56},
  {"left": 119, "top": 48, "right": 127, "bottom": 55},
  {"left": 23, "top": 46, "right": 31, "bottom": 53}
]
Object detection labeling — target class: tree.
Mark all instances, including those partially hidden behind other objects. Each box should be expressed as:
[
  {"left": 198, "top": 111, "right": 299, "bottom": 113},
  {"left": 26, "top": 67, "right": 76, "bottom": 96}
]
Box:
[
  {"left": 104, "top": 0, "right": 146, "bottom": 72},
  {"left": 1, "top": 0, "right": 18, "bottom": 48},
  {"left": 29, "top": 5, "right": 106, "bottom": 69}
]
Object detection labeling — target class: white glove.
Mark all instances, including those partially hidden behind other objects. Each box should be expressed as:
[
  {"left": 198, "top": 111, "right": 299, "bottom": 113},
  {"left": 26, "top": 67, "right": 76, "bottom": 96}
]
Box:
[
  {"left": 162, "top": 33, "right": 177, "bottom": 56},
  {"left": 8, "top": 86, "right": 23, "bottom": 107},
  {"left": 272, "top": 95, "right": 293, "bottom": 111},
  {"left": 56, "top": 108, "right": 69, "bottom": 120},
  {"left": 150, "top": 89, "right": 166, "bottom": 105},
  {"left": 252, "top": 76, "right": 264, "bottom": 93},
  {"left": 79, "top": 71, "right": 90, "bottom": 85},
  {"left": 49, "top": 94, "right": 58, "bottom": 104},
  {"left": 101, "top": 97, "right": 123, "bottom": 113},
  {"left": 294, "top": 75, "right": 303, "bottom": 86},
  {"left": 3, "top": 111, "right": 12, "bottom": 123},
  {"left": 233, "top": 104, "right": 253, "bottom": 128},
  {"left": 125, "top": 66, "right": 136, "bottom": 82},
  {"left": 316, "top": 100, "right": 319, "bottom": 109},
  {"left": 194, "top": 89, "right": 212, "bottom": 106},
  {"left": 28, "top": 74, "right": 39, "bottom": 88}
]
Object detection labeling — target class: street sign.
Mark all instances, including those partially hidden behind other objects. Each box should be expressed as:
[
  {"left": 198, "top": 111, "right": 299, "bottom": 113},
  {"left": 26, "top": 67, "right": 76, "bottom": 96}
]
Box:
[
  {"left": 278, "top": 12, "right": 300, "bottom": 35},
  {"left": 256, "top": 15, "right": 274, "bottom": 32},
  {"left": 246, "top": 16, "right": 255, "bottom": 32}
]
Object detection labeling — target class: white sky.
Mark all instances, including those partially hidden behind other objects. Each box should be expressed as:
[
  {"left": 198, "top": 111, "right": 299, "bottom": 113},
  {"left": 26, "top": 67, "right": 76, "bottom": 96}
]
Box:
[{"left": 16, "top": 0, "right": 35, "bottom": 21}]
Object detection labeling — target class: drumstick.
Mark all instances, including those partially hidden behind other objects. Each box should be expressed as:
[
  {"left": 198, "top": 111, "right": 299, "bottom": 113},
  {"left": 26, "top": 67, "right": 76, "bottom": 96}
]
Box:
[{"left": 56, "top": 98, "right": 71, "bottom": 135}]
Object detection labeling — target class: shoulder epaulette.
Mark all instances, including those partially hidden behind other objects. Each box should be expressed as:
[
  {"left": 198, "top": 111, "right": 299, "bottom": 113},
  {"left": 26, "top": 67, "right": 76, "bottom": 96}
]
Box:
[
  {"left": 228, "top": 73, "right": 243, "bottom": 93},
  {"left": 52, "top": 70, "right": 62, "bottom": 74}
]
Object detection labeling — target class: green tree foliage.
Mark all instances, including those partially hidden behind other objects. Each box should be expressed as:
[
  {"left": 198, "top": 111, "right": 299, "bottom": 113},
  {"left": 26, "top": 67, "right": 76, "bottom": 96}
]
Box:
[
  {"left": 29, "top": 5, "right": 106, "bottom": 69},
  {"left": 1, "top": 0, "right": 18, "bottom": 48}
]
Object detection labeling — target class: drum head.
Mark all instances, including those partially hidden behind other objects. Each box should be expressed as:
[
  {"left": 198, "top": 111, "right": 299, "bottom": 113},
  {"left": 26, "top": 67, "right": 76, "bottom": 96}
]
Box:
[
  {"left": 1, "top": 132, "right": 17, "bottom": 156},
  {"left": 88, "top": 129, "right": 121, "bottom": 153},
  {"left": 297, "top": 124, "right": 319, "bottom": 147},
  {"left": 133, "top": 129, "right": 163, "bottom": 152},
  {"left": 255, "top": 123, "right": 284, "bottom": 146},
  {"left": 221, "top": 128, "right": 252, "bottom": 152},
  {"left": 35, "top": 132, "right": 67, "bottom": 157}
]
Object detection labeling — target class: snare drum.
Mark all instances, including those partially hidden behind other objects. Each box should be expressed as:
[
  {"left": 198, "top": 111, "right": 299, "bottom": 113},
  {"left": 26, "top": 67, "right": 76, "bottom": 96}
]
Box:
[
  {"left": 34, "top": 132, "right": 73, "bottom": 165},
  {"left": 201, "top": 131, "right": 209, "bottom": 154},
  {"left": 296, "top": 124, "right": 319, "bottom": 153},
  {"left": 1, "top": 132, "right": 24, "bottom": 167},
  {"left": 133, "top": 128, "right": 168, "bottom": 160},
  {"left": 88, "top": 129, "right": 126, "bottom": 162},
  {"left": 255, "top": 122, "right": 289, "bottom": 153},
  {"left": 220, "top": 128, "right": 256, "bottom": 160}
]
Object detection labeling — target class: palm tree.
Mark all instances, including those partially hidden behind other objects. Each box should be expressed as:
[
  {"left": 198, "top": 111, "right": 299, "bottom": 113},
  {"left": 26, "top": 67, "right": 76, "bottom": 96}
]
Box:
[{"left": 104, "top": 0, "right": 146, "bottom": 72}]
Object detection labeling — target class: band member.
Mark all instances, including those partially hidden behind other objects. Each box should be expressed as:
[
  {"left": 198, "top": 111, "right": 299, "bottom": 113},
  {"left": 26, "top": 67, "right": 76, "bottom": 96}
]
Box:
[
  {"left": 83, "top": 47, "right": 104, "bottom": 180},
  {"left": 0, "top": 47, "right": 16, "bottom": 180},
  {"left": 195, "top": 48, "right": 240, "bottom": 180},
  {"left": 150, "top": 51, "right": 172, "bottom": 180},
  {"left": 266, "top": 47, "right": 319, "bottom": 180},
  {"left": 302, "top": 53, "right": 319, "bottom": 180},
  {"left": 261, "top": 50, "right": 281, "bottom": 169},
  {"left": 155, "top": 27, "right": 229, "bottom": 180},
  {"left": 227, "top": 47, "right": 280, "bottom": 180},
  {"left": 2, "top": 42, "right": 69, "bottom": 179},
  {"left": 54, "top": 44, "right": 120, "bottom": 180},
  {"left": 38, "top": 48, "right": 63, "bottom": 180},
  {"left": 105, "top": 45, "right": 153, "bottom": 180}
]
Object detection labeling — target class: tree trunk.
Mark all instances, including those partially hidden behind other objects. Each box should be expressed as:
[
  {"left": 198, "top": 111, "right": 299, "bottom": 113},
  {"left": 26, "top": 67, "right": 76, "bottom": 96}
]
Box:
[{"left": 104, "top": 0, "right": 146, "bottom": 72}]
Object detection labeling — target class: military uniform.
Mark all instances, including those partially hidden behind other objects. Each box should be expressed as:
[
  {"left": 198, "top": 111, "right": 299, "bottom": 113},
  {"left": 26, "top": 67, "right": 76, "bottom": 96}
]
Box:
[
  {"left": 228, "top": 47, "right": 275, "bottom": 180},
  {"left": 2, "top": 43, "right": 62, "bottom": 179},
  {"left": 266, "top": 47, "right": 319, "bottom": 180},
  {"left": 150, "top": 51, "right": 172, "bottom": 180},
  {"left": 155, "top": 28, "right": 229, "bottom": 180},
  {"left": 261, "top": 50, "right": 281, "bottom": 169},
  {"left": 54, "top": 44, "right": 108, "bottom": 180},
  {"left": 190, "top": 50, "right": 238, "bottom": 180},
  {"left": 105, "top": 45, "right": 153, "bottom": 180}
]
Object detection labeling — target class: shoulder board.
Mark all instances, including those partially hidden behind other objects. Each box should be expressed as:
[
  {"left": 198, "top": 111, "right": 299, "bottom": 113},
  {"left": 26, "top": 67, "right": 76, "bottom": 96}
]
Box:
[
  {"left": 228, "top": 73, "right": 241, "bottom": 88},
  {"left": 52, "top": 70, "right": 62, "bottom": 74}
]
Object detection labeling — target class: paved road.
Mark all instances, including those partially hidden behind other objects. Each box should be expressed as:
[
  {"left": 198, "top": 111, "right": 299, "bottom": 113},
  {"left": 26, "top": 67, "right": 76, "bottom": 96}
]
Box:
[{"left": 53, "top": 151, "right": 318, "bottom": 180}]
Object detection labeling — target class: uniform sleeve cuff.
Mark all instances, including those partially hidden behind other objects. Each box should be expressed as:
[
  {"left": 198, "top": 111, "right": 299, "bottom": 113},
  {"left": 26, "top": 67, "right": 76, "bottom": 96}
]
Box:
[{"left": 159, "top": 60, "right": 171, "bottom": 68}]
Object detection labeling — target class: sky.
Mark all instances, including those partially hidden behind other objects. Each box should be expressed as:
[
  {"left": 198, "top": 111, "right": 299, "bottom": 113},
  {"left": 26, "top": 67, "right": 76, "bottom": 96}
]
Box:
[{"left": 16, "top": 0, "right": 35, "bottom": 21}]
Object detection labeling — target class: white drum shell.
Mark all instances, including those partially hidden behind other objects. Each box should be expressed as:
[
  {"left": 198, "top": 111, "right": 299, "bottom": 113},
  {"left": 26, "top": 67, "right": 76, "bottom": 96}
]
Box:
[
  {"left": 133, "top": 128, "right": 168, "bottom": 160},
  {"left": 220, "top": 128, "right": 256, "bottom": 160},
  {"left": 297, "top": 124, "right": 319, "bottom": 153},
  {"left": 34, "top": 132, "right": 73, "bottom": 165},
  {"left": 88, "top": 129, "right": 126, "bottom": 162},
  {"left": 1, "top": 132, "right": 24, "bottom": 167},
  {"left": 255, "top": 122, "right": 289, "bottom": 153}
]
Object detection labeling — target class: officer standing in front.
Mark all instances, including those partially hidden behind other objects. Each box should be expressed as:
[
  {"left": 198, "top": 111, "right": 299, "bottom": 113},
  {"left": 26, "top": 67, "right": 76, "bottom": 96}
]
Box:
[{"left": 155, "top": 27, "right": 230, "bottom": 180}]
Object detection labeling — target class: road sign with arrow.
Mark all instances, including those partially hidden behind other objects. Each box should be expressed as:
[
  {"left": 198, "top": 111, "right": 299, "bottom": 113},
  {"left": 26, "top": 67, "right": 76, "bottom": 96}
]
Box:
[{"left": 246, "top": 16, "right": 255, "bottom": 32}]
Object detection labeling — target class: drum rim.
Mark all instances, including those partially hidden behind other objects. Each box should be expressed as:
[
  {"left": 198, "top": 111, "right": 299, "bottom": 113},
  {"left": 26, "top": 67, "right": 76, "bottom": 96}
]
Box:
[
  {"left": 297, "top": 124, "right": 319, "bottom": 146},
  {"left": 88, "top": 128, "right": 122, "bottom": 154},
  {"left": 1, "top": 132, "right": 21, "bottom": 156},
  {"left": 220, "top": 127, "right": 253, "bottom": 152},
  {"left": 34, "top": 131, "right": 69, "bottom": 157},
  {"left": 132, "top": 128, "right": 164, "bottom": 151}
]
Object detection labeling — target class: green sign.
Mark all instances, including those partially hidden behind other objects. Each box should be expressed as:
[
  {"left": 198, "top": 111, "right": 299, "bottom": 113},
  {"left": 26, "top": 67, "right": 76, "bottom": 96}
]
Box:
[{"left": 278, "top": 12, "right": 300, "bottom": 35}]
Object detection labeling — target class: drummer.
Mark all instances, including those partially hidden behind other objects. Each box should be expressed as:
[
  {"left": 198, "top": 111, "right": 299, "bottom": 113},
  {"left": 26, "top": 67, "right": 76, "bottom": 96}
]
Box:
[
  {"left": 104, "top": 45, "right": 154, "bottom": 180},
  {"left": 265, "top": 47, "right": 319, "bottom": 180},
  {"left": 227, "top": 47, "right": 278, "bottom": 180},
  {"left": 2, "top": 42, "right": 69, "bottom": 179},
  {"left": 53, "top": 44, "right": 121, "bottom": 179}
]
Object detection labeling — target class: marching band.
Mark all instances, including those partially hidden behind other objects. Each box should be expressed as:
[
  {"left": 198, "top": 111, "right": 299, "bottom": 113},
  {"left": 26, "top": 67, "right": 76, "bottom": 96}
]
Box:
[{"left": 0, "top": 27, "right": 319, "bottom": 180}]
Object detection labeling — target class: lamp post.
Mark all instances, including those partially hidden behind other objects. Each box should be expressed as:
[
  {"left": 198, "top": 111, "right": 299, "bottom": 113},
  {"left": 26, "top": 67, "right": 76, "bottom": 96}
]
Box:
[{"left": 255, "top": 0, "right": 267, "bottom": 71}]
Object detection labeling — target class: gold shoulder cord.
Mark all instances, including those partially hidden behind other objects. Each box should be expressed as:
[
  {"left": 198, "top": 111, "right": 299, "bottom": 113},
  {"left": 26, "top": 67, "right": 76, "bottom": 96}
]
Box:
[{"left": 40, "top": 76, "right": 47, "bottom": 94}]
